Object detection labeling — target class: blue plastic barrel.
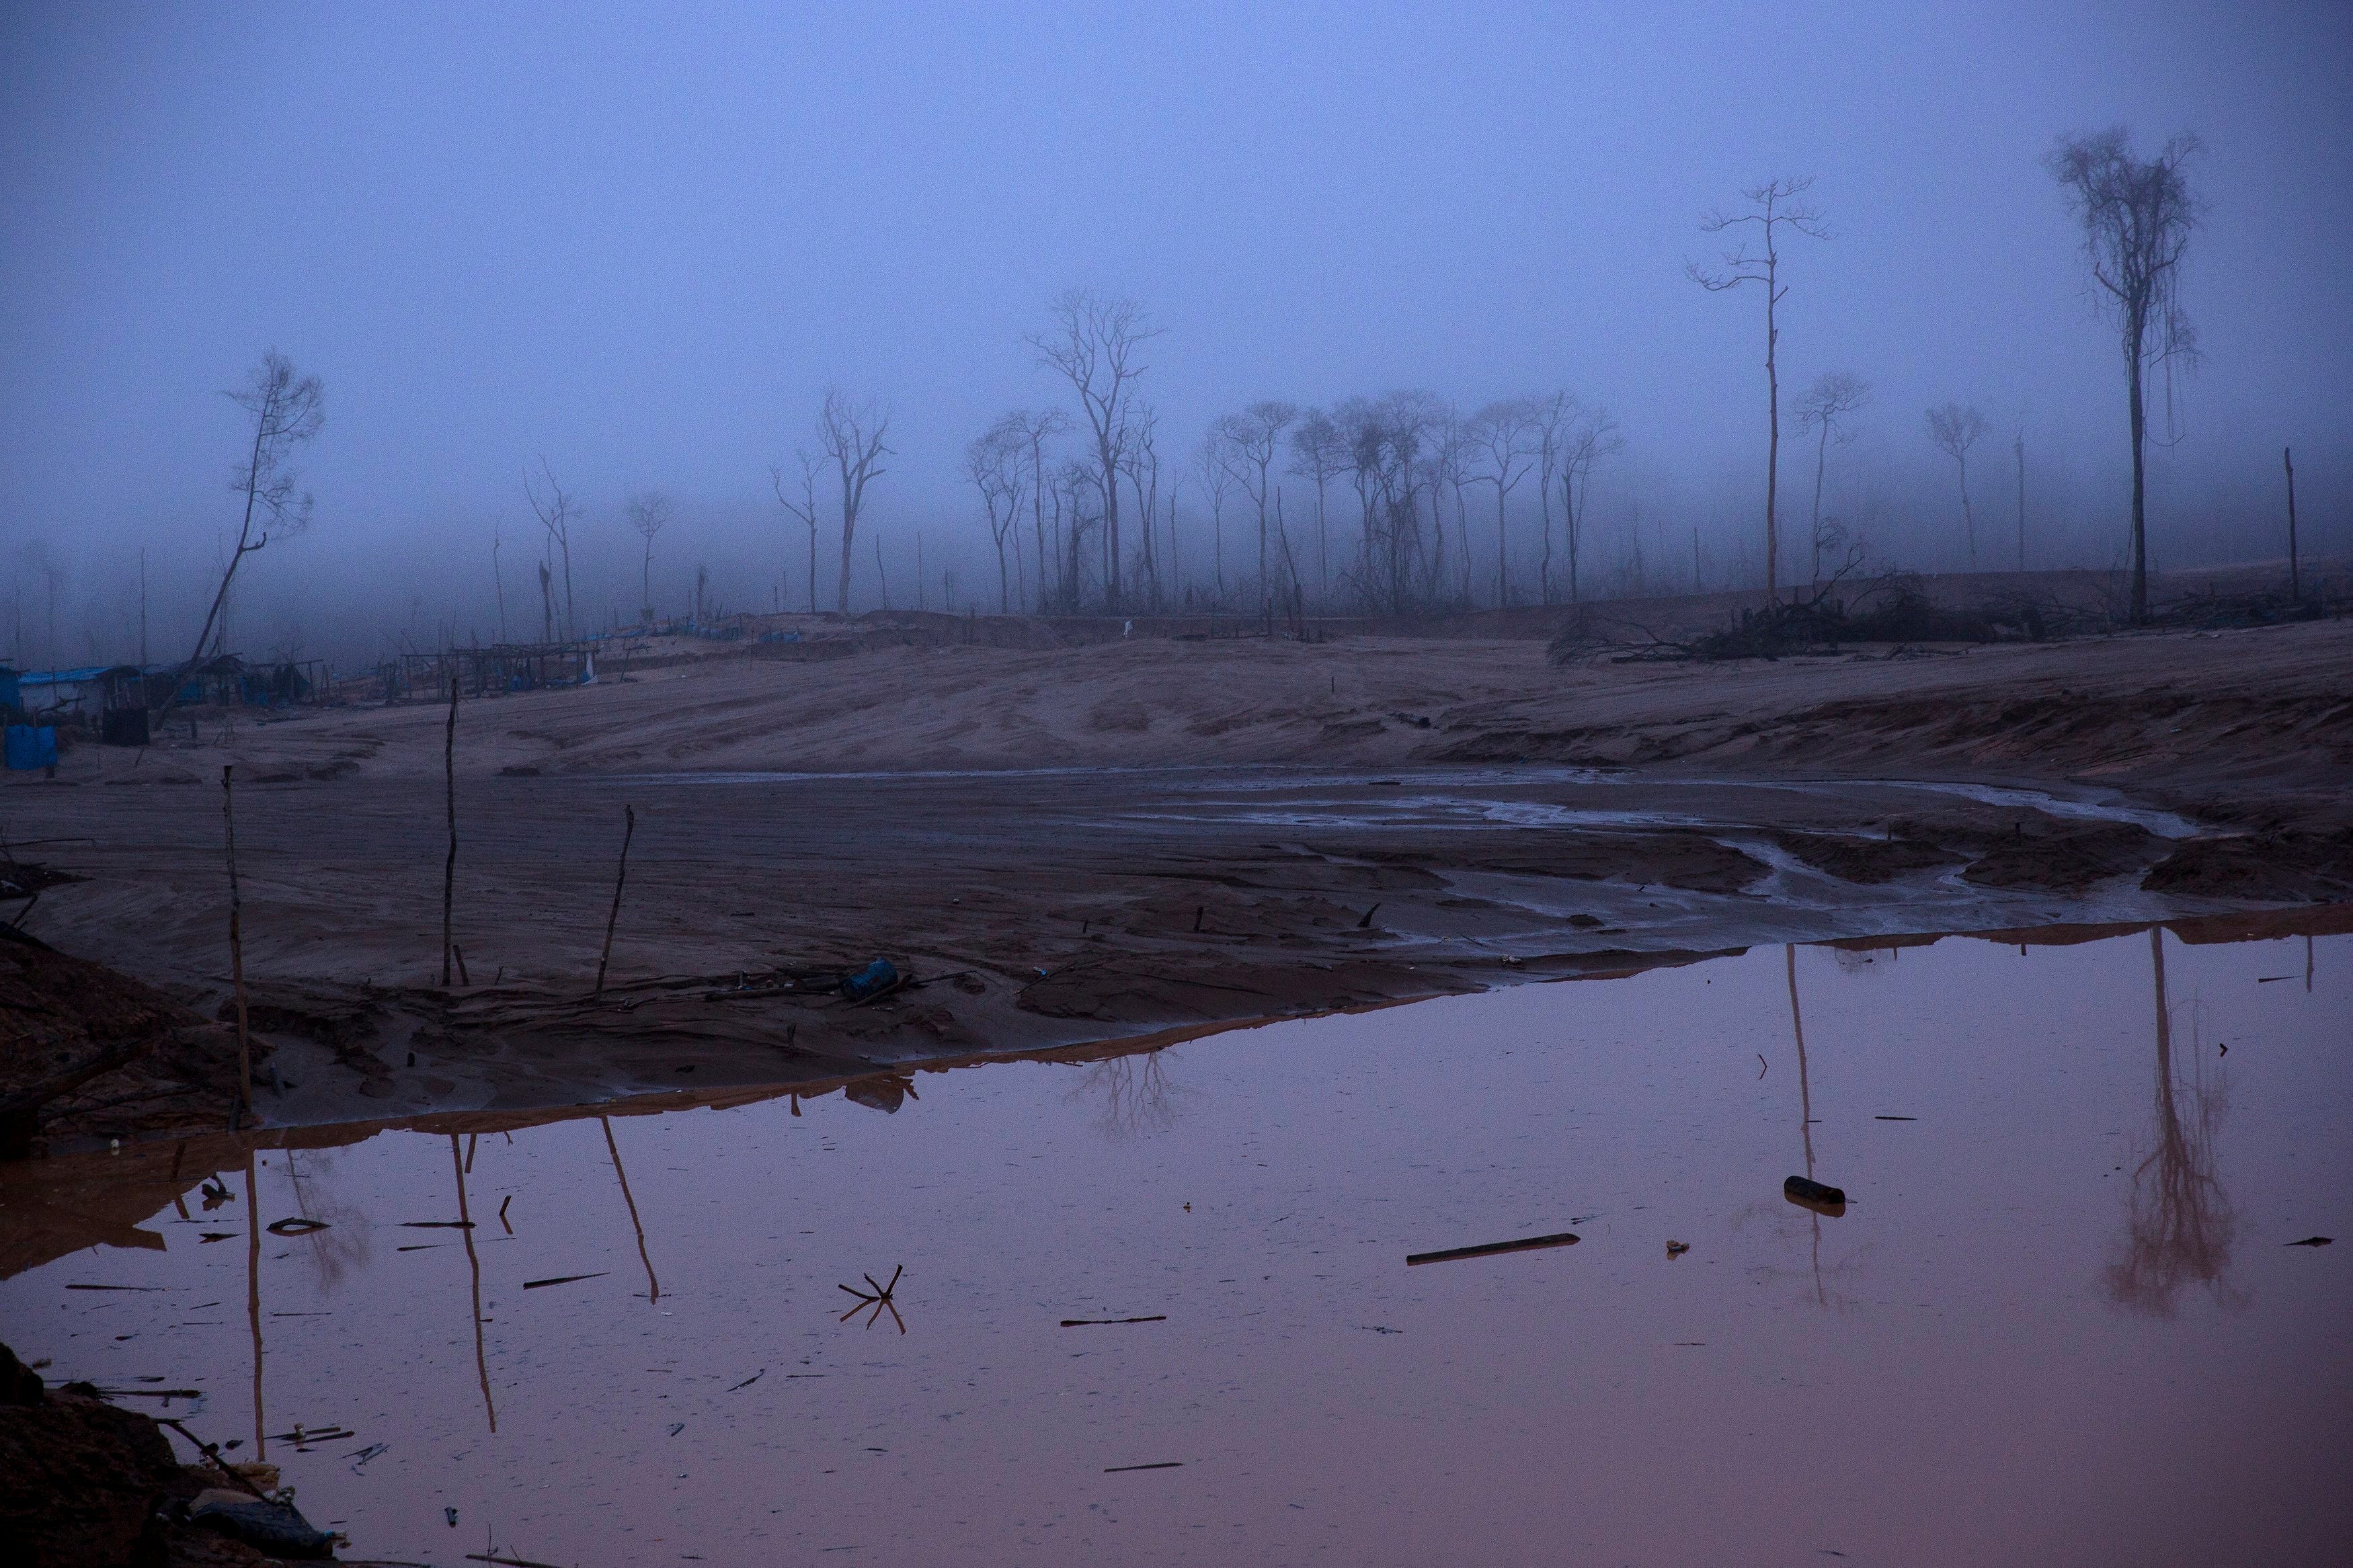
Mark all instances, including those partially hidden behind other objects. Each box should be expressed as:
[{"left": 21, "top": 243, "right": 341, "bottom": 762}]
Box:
[{"left": 4, "top": 725, "right": 58, "bottom": 771}]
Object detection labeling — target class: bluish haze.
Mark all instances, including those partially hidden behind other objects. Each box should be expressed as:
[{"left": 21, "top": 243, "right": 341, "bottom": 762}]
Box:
[{"left": 3, "top": 2, "right": 2347, "bottom": 663}]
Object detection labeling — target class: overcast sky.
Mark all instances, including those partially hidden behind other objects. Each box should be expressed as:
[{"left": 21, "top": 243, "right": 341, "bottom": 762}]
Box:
[{"left": 3, "top": 2, "right": 2348, "bottom": 656}]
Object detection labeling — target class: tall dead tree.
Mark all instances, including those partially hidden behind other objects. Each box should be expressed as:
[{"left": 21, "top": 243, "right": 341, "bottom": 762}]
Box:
[
  {"left": 1117, "top": 403, "right": 1164, "bottom": 606},
  {"left": 171, "top": 353, "right": 322, "bottom": 710},
  {"left": 491, "top": 527, "right": 508, "bottom": 643},
  {"left": 1794, "top": 372, "right": 1870, "bottom": 585},
  {"left": 524, "top": 459, "right": 580, "bottom": 641},
  {"left": 1004, "top": 409, "right": 1070, "bottom": 612},
  {"left": 1288, "top": 407, "right": 1349, "bottom": 605},
  {"left": 963, "top": 417, "right": 1027, "bottom": 614},
  {"left": 1556, "top": 403, "right": 1622, "bottom": 605},
  {"left": 1027, "top": 290, "right": 1160, "bottom": 613},
  {"left": 2009, "top": 406, "right": 2031, "bottom": 572},
  {"left": 1533, "top": 393, "right": 1572, "bottom": 605},
  {"left": 1421, "top": 402, "right": 1459, "bottom": 606},
  {"left": 625, "top": 492, "right": 672, "bottom": 622},
  {"left": 817, "top": 388, "right": 891, "bottom": 614},
  {"left": 1925, "top": 403, "right": 1991, "bottom": 567},
  {"left": 1468, "top": 397, "right": 1544, "bottom": 608},
  {"left": 769, "top": 452, "right": 824, "bottom": 614},
  {"left": 1193, "top": 429, "right": 1236, "bottom": 600},
  {"left": 1209, "top": 401, "right": 1300, "bottom": 624},
  {"left": 1688, "top": 177, "right": 1829, "bottom": 602},
  {"left": 2046, "top": 128, "right": 2202, "bottom": 622}
]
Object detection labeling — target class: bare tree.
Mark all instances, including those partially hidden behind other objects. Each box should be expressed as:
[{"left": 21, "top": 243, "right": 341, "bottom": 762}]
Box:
[
  {"left": 1027, "top": 290, "right": 1160, "bottom": 612},
  {"left": 1287, "top": 407, "right": 1349, "bottom": 605},
  {"left": 1533, "top": 393, "right": 1572, "bottom": 604},
  {"left": 1333, "top": 390, "right": 1446, "bottom": 615},
  {"left": 769, "top": 450, "right": 824, "bottom": 614},
  {"left": 2047, "top": 128, "right": 2202, "bottom": 622},
  {"left": 524, "top": 458, "right": 580, "bottom": 641},
  {"left": 964, "top": 416, "right": 1027, "bottom": 613},
  {"left": 1209, "top": 401, "right": 1300, "bottom": 624},
  {"left": 1429, "top": 405, "right": 1472, "bottom": 602},
  {"left": 1556, "top": 403, "right": 1622, "bottom": 605},
  {"left": 1193, "top": 429, "right": 1236, "bottom": 600},
  {"left": 1467, "top": 397, "right": 1544, "bottom": 608},
  {"left": 491, "top": 527, "right": 508, "bottom": 644},
  {"left": 1002, "top": 409, "right": 1070, "bottom": 612},
  {"left": 173, "top": 352, "right": 323, "bottom": 694},
  {"left": 1925, "top": 402, "right": 1991, "bottom": 567},
  {"left": 2008, "top": 403, "right": 2032, "bottom": 572},
  {"left": 1794, "top": 371, "right": 1870, "bottom": 585},
  {"left": 1688, "top": 177, "right": 1830, "bottom": 602},
  {"left": 817, "top": 387, "right": 891, "bottom": 614},
  {"left": 625, "top": 492, "right": 672, "bottom": 622},
  {"left": 1116, "top": 403, "right": 1163, "bottom": 606}
]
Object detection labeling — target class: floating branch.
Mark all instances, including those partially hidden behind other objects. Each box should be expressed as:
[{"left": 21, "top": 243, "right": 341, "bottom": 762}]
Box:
[
  {"left": 1406, "top": 1232, "right": 1580, "bottom": 1266},
  {"left": 837, "top": 1264, "right": 906, "bottom": 1333}
]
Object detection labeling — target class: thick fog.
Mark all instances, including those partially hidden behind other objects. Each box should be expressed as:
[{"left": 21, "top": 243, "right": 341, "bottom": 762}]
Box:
[{"left": 3, "top": 3, "right": 2348, "bottom": 667}]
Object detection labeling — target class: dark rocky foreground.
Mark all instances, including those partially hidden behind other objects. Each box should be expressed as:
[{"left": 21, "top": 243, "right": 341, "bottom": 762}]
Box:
[{"left": 0, "top": 1342, "right": 339, "bottom": 1565}]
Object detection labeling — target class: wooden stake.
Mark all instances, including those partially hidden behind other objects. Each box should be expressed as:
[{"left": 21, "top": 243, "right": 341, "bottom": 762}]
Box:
[
  {"left": 2284, "top": 446, "right": 2300, "bottom": 601},
  {"left": 441, "top": 678, "right": 458, "bottom": 987},
  {"left": 223, "top": 766, "right": 250, "bottom": 1126},
  {"left": 595, "top": 805, "right": 635, "bottom": 995}
]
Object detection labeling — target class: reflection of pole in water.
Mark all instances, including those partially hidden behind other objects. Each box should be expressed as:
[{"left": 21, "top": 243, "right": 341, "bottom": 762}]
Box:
[
  {"left": 450, "top": 1134, "right": 495, "bottom": 1432},
  {"left": 245, "top": 1149, "right": 264, "bottom": 1459},
  {"left": 1787, "top": 946, "right": 1815, "bottom": 1178},
  {"left": 2105, "top": 927, "right": 2240, "bottom": 1315},
  {"left": 602, "top": 1117, "right": 662, "bottom": 1303},
  {"left": 1787, "top": 944, "right": 1827, "bottom": 1307}
]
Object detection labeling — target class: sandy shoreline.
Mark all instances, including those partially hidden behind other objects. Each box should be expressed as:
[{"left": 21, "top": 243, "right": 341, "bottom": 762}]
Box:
[{"left": 5, "top": 614, "right": 2349, "bottom": 1150}]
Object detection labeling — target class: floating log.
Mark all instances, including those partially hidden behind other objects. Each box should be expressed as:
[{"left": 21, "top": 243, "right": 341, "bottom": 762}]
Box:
[{"left": 1406, "top": 1232, "right": 1579, "bottom": 1266}]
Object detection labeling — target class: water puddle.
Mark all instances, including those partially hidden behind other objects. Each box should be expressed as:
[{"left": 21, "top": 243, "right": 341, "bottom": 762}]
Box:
[{"left": 4, "top": 923, "right": 2346, "bottom": 1565}]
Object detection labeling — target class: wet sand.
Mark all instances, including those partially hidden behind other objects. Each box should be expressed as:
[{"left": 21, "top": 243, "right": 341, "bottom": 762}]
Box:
[
  {"left": 4, "top": 924, "right": 2345, "bottom": 1565},
  {"left": 3, "top": 615, "right": 2350, "bottom": 1143}
]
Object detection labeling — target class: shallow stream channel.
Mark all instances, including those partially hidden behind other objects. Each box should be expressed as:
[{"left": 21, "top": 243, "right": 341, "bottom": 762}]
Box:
[{"left": 4, "top": 921, "right": 2348, "bottom": 1565}]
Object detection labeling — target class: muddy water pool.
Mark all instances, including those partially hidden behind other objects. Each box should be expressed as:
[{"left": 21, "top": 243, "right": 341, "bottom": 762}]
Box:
[{"left": 4, "top": 924, "right": 2347, "bottom": 1565}]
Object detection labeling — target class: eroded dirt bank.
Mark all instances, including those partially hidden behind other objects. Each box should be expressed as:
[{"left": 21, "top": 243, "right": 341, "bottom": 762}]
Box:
[{"left": 3, "top": 616, "right": 2348, "bottom": 1147}]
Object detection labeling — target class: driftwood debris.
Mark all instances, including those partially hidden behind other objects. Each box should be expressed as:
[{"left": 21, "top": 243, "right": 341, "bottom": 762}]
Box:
[
  {"left": 1406, "top": 1232, "right": 1580, "bottom": 1266},
  {"left": 838, "top": 1264, "right": 906, "bottom": 1333},
  {"left": 1784, "top": 1175, "right": 1847, "bottom": 1216}
]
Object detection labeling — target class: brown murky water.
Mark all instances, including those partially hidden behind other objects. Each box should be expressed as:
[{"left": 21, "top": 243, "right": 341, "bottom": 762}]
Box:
[{"left": 4, "top": 924, "right": 2347, "bottom": 1565}]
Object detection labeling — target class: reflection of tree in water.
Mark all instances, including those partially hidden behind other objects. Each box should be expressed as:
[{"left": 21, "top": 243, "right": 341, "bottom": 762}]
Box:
[
  {"left": 1068, "top": 1048, "right": 1187, "bottom": 1140},
  {"left": 280, "top": 1149, "right": 372, "bottom": 1292},
  {"left": 2105, "top": 928, "right": 2243, "bottom": 1318}
]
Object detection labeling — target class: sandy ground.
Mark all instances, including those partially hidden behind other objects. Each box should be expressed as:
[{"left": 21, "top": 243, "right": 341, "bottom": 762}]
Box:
[{"left": 5, "top": 613, "right": 2350, "bottom": 1147}]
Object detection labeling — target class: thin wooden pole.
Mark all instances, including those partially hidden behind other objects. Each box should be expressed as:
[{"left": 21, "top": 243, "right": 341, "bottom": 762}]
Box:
[
  {"left": 441, "top": 679, "right": 458, "bottom": 987},
  {"left": 595, "top": 805, "right": 635, "bottom": 995},
  {"left": 245, "top": 1149, "right": 264, "bottom": 1458},
  {"left": 2284, "top": 446, "right": 2300, "bottom": 601},
  {"left": 223, "top": 766, "right": 250, "bottom": 1125}
]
